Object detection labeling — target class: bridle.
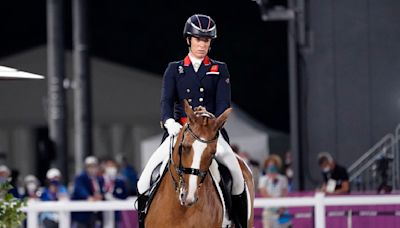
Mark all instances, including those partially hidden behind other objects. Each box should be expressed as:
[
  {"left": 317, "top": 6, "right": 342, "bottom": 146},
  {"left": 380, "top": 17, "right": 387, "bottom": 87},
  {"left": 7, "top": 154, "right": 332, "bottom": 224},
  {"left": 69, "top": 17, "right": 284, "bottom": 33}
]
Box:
[{"left": 168, "top": 123, "right": 219, "bottom": 192}]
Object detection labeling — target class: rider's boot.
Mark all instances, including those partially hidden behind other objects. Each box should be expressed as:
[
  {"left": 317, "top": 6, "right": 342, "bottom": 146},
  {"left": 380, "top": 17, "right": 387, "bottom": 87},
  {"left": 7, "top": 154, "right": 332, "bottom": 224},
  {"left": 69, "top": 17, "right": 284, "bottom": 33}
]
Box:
[
  {"left": 137, "top": 194, "right": 149, "bottom": 228},
  {"left": 231, "top": 188, "right": 248, "bottom": 228}
]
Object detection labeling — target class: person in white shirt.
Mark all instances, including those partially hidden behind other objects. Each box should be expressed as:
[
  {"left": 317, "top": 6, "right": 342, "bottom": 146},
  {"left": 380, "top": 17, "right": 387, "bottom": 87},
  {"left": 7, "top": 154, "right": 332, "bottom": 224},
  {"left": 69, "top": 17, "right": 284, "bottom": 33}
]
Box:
[{"left": 258, "top": 155, "right": 290, "bottom": 228}]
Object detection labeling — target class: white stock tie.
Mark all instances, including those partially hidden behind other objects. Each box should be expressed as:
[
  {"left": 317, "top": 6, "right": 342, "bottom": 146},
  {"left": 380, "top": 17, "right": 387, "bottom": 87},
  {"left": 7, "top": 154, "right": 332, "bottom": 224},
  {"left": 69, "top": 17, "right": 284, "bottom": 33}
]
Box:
[{"left": 193, "top": 62, "right": 201, "bottom": 72}]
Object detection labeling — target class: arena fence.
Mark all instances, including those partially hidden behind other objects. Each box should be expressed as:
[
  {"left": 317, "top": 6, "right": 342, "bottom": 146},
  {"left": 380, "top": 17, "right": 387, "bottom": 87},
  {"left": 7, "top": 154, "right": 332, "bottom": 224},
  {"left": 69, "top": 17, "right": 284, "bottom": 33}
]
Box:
[{"left": 22, "top": 193, "right": 400, "bottom": 228}]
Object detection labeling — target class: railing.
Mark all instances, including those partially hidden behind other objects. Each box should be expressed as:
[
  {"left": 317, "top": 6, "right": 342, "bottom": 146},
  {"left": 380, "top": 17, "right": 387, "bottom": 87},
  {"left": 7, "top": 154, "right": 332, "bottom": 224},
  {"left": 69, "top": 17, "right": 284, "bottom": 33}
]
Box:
[
  {"left": 347, "top": 132, "right": 398, "bottom": 191},
  {"left": 395, "top": 124, "right": 400, "bottom": 188},
  {"left": 22, "top": 194, "right": 400, "bottom": 228},
  {"left": 22, "top": 199, "right": 136, "bottom": 228},
  {"left": 348, "top": 134, "right": 395, "bottom": 181}
]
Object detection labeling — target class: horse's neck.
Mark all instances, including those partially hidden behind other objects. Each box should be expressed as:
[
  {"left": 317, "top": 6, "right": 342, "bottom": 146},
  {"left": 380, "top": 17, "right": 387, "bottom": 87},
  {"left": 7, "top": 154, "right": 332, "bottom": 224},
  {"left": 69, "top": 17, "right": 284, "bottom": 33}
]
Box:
[
  {"left": 155, "top": 167, "right": 182, "bottom": 209},
  {"left": 148, "top": 167, "right": 224, "bottom": 227}
]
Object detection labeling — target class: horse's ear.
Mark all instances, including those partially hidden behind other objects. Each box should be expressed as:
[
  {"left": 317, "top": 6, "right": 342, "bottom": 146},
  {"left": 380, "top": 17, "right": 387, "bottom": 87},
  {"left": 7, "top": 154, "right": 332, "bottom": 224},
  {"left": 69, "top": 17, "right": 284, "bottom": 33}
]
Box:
[
  {"left": 215, "top": 108, "right": 232, "bottom": 130},
  {"left": 183, "top": 99, "right": 195, "bottom": 122}
]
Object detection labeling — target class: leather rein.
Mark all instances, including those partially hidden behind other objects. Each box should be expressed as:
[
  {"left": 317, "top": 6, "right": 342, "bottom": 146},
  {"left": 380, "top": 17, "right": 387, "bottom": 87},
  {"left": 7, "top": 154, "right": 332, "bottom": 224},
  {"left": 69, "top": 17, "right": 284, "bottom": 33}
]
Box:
[{"left": 168, "top": 123, "right": 219, "bottom": 192}]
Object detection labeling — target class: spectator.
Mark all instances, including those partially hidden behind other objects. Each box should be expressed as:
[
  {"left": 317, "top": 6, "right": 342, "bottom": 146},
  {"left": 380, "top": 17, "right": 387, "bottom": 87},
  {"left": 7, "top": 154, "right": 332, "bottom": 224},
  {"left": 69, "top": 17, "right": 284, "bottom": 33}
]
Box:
[
  {"left": 71, "top": 156, "right": 104, "bottom": 228},
  {"left": 102, "top": 158, "right": 127, "bottom": 200},
  {"left": 0, "top": 165, "right": 10, "bottom": 184},
  {"left": 0, "top": 165, "right": 20, "bottom": 198},
  {"left": 258, "top": 155, "right": 290, "bottom": 228},
  {"left": 115, "top": 154, "right": 138, "bottom": 196},
  {"left": 102, "top": 158, "right": 127, "bottom": 228},
  {"left": 23, "top": 174, "right": 41, "bottom": 200},
  {"left": 283, "top": 151, "right": 294, "bottom": 192},
  {"left": 317, "top": 152, "right": 350, "bottom": 194},
  {"left": 40, "top": 168, "right": 69, "bottom": 228}
]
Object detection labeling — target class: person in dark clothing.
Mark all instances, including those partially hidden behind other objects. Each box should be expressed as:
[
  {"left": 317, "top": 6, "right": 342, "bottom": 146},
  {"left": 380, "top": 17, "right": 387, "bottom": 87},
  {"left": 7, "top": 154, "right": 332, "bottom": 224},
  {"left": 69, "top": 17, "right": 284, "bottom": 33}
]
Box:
[
  {"left": 115, "top": 154, "right": 138, "bottom": 196},
  {"left": 0, "top": 165, "right": 20, "bottom": 198},
  {"left": 71, "top": 156, "right": 104, "bottom": 228},
  {"left": 318, "top": 152, "right": 350, "bottom": 194}
]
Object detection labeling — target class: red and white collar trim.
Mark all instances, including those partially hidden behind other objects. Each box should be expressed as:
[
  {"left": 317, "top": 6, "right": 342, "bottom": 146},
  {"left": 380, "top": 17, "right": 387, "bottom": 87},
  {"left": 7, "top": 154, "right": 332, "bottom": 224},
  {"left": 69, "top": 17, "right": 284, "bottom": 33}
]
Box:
[{"left": 183, "top": 55, "right": 211, "bottom": 66}]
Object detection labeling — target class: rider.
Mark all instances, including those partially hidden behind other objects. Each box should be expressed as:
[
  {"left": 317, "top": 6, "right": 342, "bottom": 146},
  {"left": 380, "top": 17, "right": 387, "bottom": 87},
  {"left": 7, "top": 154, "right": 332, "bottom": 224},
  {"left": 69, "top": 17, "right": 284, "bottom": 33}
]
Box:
[{"left": 137, "top": 14, "right": 248, "bottom": 228}]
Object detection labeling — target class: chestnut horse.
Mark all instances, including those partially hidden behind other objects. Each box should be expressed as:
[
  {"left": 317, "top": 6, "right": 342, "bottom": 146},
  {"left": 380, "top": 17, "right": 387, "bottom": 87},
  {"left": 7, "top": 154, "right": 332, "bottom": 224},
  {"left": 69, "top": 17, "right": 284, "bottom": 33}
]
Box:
[{"left": 145, "top": 102, "right": 254, "bottom": 228}]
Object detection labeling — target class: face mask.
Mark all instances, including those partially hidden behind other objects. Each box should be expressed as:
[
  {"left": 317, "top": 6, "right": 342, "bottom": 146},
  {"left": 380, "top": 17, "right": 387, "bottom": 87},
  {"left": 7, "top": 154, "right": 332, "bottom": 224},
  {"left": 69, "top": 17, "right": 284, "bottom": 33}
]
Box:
[
  {"left": 27, "top": 183, "right": 37, "bottom": 192},
  {"left": 105, "top": 167, "right": 118, "bottom": 179},
  {"left": 50, "top": 180, "right": 60, "bottom": 186},
  {"left": 322, "top": 166, "right": 331, "bottom": 173},
  {"left": 267, "top": 165, "right": 278, "bottom": 174}
]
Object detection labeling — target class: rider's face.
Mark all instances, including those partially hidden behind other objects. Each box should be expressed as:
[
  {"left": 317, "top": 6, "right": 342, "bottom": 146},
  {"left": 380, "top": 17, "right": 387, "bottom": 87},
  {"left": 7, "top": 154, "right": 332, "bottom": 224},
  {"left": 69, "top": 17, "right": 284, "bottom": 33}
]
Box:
[{"left": 188, "top": 36, "right": 211, "bottom": 59}]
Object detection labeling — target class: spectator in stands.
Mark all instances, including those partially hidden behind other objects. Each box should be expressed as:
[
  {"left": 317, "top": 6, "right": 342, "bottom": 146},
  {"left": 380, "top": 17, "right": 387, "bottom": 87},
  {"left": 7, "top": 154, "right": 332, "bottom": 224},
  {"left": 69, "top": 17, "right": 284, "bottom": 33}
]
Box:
[
  {"left": 0, "top": 165, "right": 20, "bottom": 198},
  {"left": 102, "top": 158, "right": 127, "bottom": 228},
  {"left": 258, "top": 155, "right": 290, "bottom": 228},
  {"left": 102, "top": 158, "right": 127, "bottom": 200},
  {"left": 318, "top": 152, "right": 350, "bottom": 194},
  {"left": 39, "top": 168, "right": 69, "bottom": 228},
  {"left": 116, "top": 154, "right": 138, "bottom": 196},
  {"left": 71, "top": 156, "right": 104, "bottom": 228},
  {"left": 283, "top": 151, "right": 294, "bottom": 192},
  {"left": 0, "top": 166, "right": 9, "bottom": 184},
  {"left": 23, "top": 174, "right": 41, "bottom": 200}
]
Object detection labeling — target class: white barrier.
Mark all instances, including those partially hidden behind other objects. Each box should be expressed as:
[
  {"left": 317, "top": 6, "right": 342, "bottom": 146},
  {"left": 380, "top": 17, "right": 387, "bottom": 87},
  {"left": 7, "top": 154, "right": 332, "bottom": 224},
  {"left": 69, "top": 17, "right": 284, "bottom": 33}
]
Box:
[
  {"left": 22, "top": 193, "right": 400, "bottom": 228},
  {"left": 22, "top": 199, "right": 137, "bottom": 228}
]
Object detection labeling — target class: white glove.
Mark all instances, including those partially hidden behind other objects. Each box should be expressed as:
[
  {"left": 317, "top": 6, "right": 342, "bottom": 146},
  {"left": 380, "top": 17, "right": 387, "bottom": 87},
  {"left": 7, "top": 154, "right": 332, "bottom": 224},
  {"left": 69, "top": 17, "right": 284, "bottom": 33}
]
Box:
[{"left": 164, "top": 118, "right": 182, "bottom": 136}]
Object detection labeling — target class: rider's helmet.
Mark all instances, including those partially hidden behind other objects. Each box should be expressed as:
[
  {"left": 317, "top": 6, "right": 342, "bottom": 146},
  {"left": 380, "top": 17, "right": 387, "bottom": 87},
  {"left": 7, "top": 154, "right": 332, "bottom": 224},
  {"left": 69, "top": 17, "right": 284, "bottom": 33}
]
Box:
[{"left": 183, "top": 14, "right": 217, "bottom": 39}]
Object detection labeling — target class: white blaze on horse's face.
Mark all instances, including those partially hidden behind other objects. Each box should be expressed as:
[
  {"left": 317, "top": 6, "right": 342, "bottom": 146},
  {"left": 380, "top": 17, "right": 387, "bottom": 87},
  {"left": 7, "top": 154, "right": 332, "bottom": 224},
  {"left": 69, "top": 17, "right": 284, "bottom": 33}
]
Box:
[{"left": 182, "top": 139, "right": 207, "bottom": 206}]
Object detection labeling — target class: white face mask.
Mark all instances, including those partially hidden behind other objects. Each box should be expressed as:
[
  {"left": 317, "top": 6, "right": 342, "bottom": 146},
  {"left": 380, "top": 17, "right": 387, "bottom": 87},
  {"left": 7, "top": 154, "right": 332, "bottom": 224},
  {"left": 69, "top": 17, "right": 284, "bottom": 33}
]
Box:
[
  {"left": 105, "top": 167, "right": 118, "bottom": 179},
  {"left": 27, "top": 183, "right": 37, "bottom": 192},
  {"left": 322, "top": 166, "right": 331, "bottom": 173}
]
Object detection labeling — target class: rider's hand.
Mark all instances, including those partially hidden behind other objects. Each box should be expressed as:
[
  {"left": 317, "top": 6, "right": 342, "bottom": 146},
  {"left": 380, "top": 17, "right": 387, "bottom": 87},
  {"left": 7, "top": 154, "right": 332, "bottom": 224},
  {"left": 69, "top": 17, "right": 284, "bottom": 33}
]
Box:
[{"left": 164, "top": 118, "right": 182, "bottom": 136}]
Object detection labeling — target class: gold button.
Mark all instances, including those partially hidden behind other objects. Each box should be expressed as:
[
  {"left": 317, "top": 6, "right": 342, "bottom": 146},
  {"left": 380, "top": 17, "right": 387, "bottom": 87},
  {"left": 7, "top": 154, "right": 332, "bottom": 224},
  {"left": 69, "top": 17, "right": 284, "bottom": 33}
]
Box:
[
  {"left": 199, "top": 98, "right": 203, "bottom": 102},
  {"left": 186, "top": 89, "right": 191, "bottom": 93},
  {"left": 200, "top": 87, "right": 204, "bottom": 92}
]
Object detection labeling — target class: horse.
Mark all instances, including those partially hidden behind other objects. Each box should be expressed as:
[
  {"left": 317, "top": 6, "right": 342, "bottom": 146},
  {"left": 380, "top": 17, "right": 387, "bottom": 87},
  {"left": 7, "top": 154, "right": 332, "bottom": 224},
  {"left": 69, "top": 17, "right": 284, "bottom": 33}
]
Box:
[{"left": 145, "top": 101, "right": 254, "bottom": 228}]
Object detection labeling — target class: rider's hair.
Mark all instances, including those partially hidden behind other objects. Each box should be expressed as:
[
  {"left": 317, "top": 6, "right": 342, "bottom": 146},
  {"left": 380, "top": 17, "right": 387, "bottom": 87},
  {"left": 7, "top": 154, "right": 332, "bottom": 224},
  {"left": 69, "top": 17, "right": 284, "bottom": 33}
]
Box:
[{"left": 264, "top": 154, "right": 282, "bottom": 169}]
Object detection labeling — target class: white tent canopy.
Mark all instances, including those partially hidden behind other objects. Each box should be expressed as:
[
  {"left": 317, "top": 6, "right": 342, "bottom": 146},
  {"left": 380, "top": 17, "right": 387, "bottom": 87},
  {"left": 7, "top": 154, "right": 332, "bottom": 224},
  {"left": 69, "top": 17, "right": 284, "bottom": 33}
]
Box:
[{"left": 140, "top": 105, "right": 270, "bottom": 170}]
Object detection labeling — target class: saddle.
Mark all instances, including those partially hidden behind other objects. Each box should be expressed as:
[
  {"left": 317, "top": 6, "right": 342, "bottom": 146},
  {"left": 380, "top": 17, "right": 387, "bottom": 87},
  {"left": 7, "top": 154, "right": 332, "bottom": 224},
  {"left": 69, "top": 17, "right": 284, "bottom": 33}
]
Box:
[{"left": 144, "top": 159, "right": 234, "bottom": 224}]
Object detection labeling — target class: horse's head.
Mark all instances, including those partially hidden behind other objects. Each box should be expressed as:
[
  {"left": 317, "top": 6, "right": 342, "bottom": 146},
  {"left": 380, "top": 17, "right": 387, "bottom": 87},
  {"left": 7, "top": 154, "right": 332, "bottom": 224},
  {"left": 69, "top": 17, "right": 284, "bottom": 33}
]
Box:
[{"left": 170, "top": 100, "right": 232, "bottom": 207}]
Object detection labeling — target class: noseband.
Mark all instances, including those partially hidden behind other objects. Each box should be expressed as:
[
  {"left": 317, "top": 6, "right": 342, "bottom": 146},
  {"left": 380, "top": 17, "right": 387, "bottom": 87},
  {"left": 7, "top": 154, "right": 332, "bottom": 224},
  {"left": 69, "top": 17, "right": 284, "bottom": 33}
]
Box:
[{"left": 169, "top": 123, "right": 219, "bottom": 192}]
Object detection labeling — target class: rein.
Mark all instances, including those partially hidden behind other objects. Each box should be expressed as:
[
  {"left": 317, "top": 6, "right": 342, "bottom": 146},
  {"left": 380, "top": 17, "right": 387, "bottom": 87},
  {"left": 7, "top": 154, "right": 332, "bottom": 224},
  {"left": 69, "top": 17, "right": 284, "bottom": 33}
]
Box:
[{"left": 168, "top": 123, "right": 219, "bottom": 192}]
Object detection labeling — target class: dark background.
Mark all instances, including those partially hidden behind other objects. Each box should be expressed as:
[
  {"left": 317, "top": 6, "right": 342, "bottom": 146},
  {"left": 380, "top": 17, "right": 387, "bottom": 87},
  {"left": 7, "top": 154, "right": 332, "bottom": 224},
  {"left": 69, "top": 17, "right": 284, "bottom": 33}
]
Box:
[{"left": 0, "top": 0, "right": 289, "bottom": 132}]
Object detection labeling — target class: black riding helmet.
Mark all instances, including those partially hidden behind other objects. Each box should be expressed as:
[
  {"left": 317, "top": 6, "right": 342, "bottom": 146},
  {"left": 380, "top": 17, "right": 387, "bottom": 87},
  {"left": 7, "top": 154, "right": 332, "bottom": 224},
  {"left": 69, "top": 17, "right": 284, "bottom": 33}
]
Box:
[{"left": 183, "top": 14, "right": 217, "bottom": 39}]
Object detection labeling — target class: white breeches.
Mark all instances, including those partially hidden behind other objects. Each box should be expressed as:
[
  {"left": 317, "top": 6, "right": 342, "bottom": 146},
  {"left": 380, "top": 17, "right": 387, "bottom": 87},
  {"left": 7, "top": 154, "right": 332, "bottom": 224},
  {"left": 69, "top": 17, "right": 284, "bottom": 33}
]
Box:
[
  {"left": 137, "top": 135, "right": 174, "bottom": 194},
  {"left": 137, "top": 134, "right": 245, "bottom": 195}
]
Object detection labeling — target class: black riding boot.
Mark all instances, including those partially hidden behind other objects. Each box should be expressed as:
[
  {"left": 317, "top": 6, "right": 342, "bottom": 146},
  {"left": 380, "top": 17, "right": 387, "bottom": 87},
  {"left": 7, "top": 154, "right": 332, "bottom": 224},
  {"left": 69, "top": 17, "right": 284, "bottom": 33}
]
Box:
[
  {"left": 232, "top": 189, "right": 248, "bottom": 228},
  {"left": 137, "top": 194, "right": 149, "bottom": 228}
]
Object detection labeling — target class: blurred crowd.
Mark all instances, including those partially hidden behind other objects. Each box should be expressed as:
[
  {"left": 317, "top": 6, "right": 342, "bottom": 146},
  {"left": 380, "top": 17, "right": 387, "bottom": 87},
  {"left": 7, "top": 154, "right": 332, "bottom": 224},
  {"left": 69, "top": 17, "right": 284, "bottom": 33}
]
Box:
[
  {"left": 0, "top": 145, "right": 351, "bottom": 228},
  {"left": 234, "top": 146, "right": 350, "bottom": 228},
  {"left": 0, "top": 155, "right": 138, "bottom": 228}
]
